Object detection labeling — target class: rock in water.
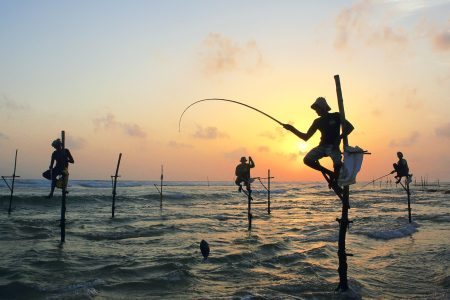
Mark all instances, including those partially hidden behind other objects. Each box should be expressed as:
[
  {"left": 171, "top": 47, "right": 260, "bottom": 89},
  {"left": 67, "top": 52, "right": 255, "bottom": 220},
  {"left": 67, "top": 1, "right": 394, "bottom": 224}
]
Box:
[{"left": 200, "top": 240, "right": 210, "bottom": 259}]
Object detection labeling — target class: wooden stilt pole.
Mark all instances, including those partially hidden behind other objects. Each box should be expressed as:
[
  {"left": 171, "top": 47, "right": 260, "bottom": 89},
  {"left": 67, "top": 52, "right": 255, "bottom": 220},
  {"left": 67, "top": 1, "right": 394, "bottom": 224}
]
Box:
[
  {"left": 407, "top": 179, "right": 412, "bottom": 223},
  {"left": 267, "top": 169, "right": 271, "bottom": 214},
  {"left": 60, "top": 131, "right": 67, "bottom": 244},
  {"left": 334, "top": 75, "right": 350, "bottom": 292},
  {"left": 111, "top": 153, "right": 122, "bottom": 218},
  {"left": 8, "top": 150, "right": 18, "bottom": 215},
  {"left": 247, "top": 181, "right": 252, "bottom": 230},
  {"left": 160, "top": 165, "right": 163, "bottom": 208}
]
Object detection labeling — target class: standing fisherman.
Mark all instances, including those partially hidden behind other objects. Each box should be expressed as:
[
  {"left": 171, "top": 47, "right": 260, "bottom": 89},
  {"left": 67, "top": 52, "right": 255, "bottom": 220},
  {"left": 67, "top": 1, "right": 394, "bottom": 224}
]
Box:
[
  {"left": 283, "top": 97, "right": 354, "bottom": 188},
  {"left": 235, "top": 156, "right": 255, "bottom": 192},
  {"left": 42, "top": 139, "right": 74, "bottom": 198},
  {"left": 391, "top": 151, "right": 410, "bottom": 184}
]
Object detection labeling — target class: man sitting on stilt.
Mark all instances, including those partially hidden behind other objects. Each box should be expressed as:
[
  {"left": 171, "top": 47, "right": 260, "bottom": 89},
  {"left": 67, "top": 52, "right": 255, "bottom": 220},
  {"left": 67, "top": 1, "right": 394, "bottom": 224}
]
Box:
[
  {"left": 283, "top": 97, "right": 354, "bottom": 194},
  {"left": 390, "top": 151, "right": 411, "bottom": 184},
  {"left": 235, "top": 156, "right": 255, "bottom": 193}
]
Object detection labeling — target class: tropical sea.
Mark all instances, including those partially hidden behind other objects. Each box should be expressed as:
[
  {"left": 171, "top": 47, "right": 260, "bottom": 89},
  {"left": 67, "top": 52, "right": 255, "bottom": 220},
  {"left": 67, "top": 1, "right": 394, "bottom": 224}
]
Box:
[{"left": 0, "top": 179, "right": 449, "bottom": 300}]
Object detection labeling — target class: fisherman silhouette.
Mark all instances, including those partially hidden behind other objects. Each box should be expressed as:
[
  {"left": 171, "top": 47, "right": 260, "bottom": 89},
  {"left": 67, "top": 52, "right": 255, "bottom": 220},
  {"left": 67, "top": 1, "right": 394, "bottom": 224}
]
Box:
[
  {"left": 390, "top": 151, "right": 410, "bottom": 184},
  {"left": 235, "top": 156, "right": 255, "bottom": 192},
  {"left": 283, "top": 97, "right": 354, "bottom": 189},
  {"left": 42, "top": 139, "right": 74, "bottom": 198}
]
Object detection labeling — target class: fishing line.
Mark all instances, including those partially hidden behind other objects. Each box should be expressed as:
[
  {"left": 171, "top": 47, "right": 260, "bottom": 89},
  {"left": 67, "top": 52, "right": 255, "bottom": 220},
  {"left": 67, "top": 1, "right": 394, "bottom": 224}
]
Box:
[{"left": 362, "top": 171, "right": 392, "bottom": 187}]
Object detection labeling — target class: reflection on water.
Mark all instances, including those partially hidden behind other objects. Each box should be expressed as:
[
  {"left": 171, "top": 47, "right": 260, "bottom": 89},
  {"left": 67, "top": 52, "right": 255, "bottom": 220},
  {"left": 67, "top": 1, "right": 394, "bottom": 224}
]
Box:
[{"left": 0, "top": 181, "right": 449, "bottom": 299}]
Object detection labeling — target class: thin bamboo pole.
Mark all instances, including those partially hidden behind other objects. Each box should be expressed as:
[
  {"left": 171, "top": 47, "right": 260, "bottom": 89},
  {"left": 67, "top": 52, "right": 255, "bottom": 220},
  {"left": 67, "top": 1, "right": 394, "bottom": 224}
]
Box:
[
  {"left": 267, "top": 169, "right": 271, "bottom": 214},
  {"left": 8, "top": 150, "right": 18, "bottom": 215},
  {"left": 160, "top": 165, "right": 163, "bottom": 208},
  {"left": 247, "top": 181, "right": 252, "bottom": 230},
  {"left": 60, "top": 131, "right": 66, "bottom": 244},
  {"left": 111, "top": 153, "right": 122, "bottom": 218},
  {"left": 334, "top": 74, "right": 349, "bottom": 292},
  {"left": 407, "top": 179, "right": 412, "bottom": 223}
]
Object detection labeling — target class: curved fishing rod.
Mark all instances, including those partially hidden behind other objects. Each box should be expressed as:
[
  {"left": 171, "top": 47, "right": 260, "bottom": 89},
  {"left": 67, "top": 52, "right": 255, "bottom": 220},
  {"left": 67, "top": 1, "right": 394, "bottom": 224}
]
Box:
[{"left": 178, "top": 98, "right": 284, "bottom": 132}]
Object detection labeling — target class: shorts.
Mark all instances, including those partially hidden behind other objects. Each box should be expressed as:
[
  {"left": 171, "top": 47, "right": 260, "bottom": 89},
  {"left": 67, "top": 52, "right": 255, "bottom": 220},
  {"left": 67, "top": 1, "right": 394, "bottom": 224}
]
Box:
[{"left": 304, "top": 145, "right": 342, "bottom": 166}]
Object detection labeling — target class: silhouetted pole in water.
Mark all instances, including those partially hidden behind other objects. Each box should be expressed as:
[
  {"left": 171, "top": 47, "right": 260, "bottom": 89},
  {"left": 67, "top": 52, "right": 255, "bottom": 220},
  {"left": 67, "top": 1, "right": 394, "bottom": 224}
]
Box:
[
  {"left": 268, "top": 169, "right": 272, "bottom": 214},
  {"left": 247, "top": 181, "right": 252, "bottom": 230},
  {"left": 407, "top": 180, "right": 411, "bottom": 223},
  {"left": 254, "top": 171, "right": 275, "bottom": 215},
  {"left": 60, "top": 131, "right": 67, "bottom": 244},
  {"left": 2, "top": 149, "right": 20, "bottom": 215},
  {"left": 111, "top": 153, "right": 122, "bottom": 218},
  {"left": 334, "top": 74, "right": 350, "bottom": 292},
  {"left": 160, "top": 165, "right": 163, "bottom": 208},
  {"left": 154, "top": 165, "right": 164, "bottom": 208},
  {"left": 399, "top": 178, "right": 412, "bottom": 223}
]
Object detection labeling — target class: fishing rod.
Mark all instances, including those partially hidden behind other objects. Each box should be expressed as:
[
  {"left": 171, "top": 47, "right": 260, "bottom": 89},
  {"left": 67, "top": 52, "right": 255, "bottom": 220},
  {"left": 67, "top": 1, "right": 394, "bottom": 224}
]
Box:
[
  {"left": 362, "top": 171, "right": 393, "bottom": 187},
  {"left": 178, "top": 98, "right": 284, "bottom": 132}
]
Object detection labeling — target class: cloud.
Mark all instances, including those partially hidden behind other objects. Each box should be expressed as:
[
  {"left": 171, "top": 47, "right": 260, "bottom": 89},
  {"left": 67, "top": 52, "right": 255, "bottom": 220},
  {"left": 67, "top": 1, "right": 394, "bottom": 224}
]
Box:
[
  {"left": 431, "top": 29, "right": 450, "bottom": 52},
  {"left": 402, "top": 88, "right": 423, "bottom": 110},
  {"left": 192, "top": 125, "right": 228, "bottom": 140},
  {"left": 66, "top": 136, "right": 87, "bottom": 150},
  {"left": 275, "top": 151, "right": 300, "bottom": 162},
  {"left": 371, "top": 108, "right": 383, "bottom": 116},
  {"left": 435, "top": 122, "right": 450, "bottom": 138},
  {"left": 122, "top": 124, "right": 146, "bottom": 138},
  {"left": 334, "top": 0, "right": 409, "bottom": 52},
  {"left": 259, "top": 127, "right": 288, "bottom": 140},
  {"left": 389, "top": 131, "right": 420, "bottom": 147},
  {"left": 168, "top": 140, "right": 194, "bottom": 149},
  {"left": 224, "top": 147, "right": 247, "bottom": 161},
  {"left": 198, "top": 33, "right": 266, "bottom": 75},
  {"left": 384, "top": 0, "right": 450, "bottom": 16},
  {"left": 0, "top": 132, "right": 8, "bottom": 140},
  {"left": 1, "top": 95, "right": 29, "bottom": 111},
  {"left": 366, "top": 26, "right": 408, "bottom": 49},
  {"left": 93, "top": 113, "right": 147, "bottom": 138},
  {"left": 258, "top": 146, "right": 270, "bottom": 153}
]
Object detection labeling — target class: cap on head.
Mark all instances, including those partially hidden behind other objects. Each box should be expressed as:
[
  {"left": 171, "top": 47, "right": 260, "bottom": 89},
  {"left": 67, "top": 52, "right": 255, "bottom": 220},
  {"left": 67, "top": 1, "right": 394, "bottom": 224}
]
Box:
[
  {"left": 240, "top": 156, "right": 247, "bottom": 163},
  {"left": 311, "top": 97, "right": 331, "bottom": 112},
  {"left": 51, "top": 139, "right": 62, "bottom": 148}
]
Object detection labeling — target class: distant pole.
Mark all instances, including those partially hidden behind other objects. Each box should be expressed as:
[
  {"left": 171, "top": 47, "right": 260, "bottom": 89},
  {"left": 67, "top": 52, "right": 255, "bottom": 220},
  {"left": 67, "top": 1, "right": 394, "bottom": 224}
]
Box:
[
  {"left": 406, "top": 179, "right": 412, "bottom": 223},
  {"left": 111, "top": 153, "right": 122, "bottom": 218},
  {"left": 267, "top": 169, "right": 271, "bottom": 214},
  {"left": 60, "top": 130, "right": 67, "bottom": 244},
  {"left": 247, "top": 181, "right": 252, "bottom": 230},
  {"left": 207, "top": 176, "right": 210, "bottom": 187},
  {"left": 160, "top": 165, "right": 163, "bottom": 208},
  {"left": 8, "top": 150, "right": 18, "bottom": 215},
  {"left": 334, "top": 74, "right": 350, "bottom": 292}
]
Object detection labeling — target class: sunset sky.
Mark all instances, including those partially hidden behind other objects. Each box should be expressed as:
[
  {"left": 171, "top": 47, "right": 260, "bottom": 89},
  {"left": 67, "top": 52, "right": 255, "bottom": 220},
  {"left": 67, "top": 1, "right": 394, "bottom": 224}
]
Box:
[{"left": 0, "top": 0, "right": 449, "bottom": 182}]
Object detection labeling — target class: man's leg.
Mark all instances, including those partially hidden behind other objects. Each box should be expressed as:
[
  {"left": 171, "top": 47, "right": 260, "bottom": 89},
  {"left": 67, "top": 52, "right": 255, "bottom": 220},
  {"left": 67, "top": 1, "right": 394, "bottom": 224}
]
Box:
[
  {"left": 304, "top": 146, "right": 333, "bottom": 176},
  {"left": 329, "top": 148, "right": 343, "bottom": 184},
  {"left": 235, "top": 178, "right": 243, "bottom": 192}
]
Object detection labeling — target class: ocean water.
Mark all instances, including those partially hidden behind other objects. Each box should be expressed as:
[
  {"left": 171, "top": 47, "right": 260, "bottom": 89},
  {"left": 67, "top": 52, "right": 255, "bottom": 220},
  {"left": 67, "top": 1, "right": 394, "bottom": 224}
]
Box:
[{"left": 0, "top": 179, "right": 449, "bottom": 300}]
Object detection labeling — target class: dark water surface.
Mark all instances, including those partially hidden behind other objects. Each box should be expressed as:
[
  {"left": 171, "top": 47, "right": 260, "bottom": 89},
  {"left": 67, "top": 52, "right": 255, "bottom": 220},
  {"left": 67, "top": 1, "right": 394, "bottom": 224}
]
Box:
[{"left": 1, "top": 180, "right": 449, "bottom": 299}]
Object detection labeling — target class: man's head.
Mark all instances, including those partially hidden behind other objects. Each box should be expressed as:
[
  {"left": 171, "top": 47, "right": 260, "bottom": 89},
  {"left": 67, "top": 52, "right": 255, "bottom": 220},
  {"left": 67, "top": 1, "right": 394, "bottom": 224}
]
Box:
[
  {"left": 311, "top": 97, "right": 331, "bottom": 116},
  {"left": 397, "top": 151, "right": 403, "bottom": 159},
  {"left": 51, "top": 139, "right": 62, "bottom": 149},
  {"left": 240, "top": 157, "right": 247, "bottom": 163}
]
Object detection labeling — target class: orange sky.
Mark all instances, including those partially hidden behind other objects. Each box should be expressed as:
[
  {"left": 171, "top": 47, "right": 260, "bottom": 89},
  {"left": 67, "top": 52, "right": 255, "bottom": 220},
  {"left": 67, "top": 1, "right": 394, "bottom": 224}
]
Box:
[{"left": 0, "top": 1, "right": 449, "bottom": 182}]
